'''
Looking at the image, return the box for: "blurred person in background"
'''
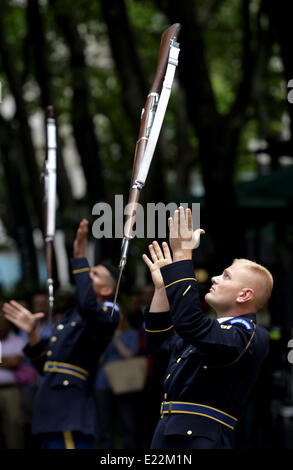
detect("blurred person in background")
[140,284,155,313]
[127,286,163,449]
[16,294,51,448]
[94,311,140,449]
[0,313,26,449]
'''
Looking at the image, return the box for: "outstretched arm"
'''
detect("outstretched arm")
[161,208,258,364]
[142,241,172,312]
[142,205,205,311]
[142,241,175,358]
[72,218,97,312]
[71,219,120,327]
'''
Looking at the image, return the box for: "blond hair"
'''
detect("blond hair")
[232,258,273,311]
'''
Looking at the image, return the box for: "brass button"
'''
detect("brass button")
[63,380,69,386]
[164,393,167,400]
[47,350,52,357]
[176,358,181,363]
[57,324,64,330]
[71,322,76,327]
[166,374,171,380]
[187,430,192,436]
[203,365,208,369]
[51,336,57,342]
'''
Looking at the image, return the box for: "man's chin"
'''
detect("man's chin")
[205,292,214,307]
[92,286,99,297]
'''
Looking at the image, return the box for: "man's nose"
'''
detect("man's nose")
[211,275,219,284]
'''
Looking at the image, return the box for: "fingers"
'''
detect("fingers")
[10,300,29,313]
[34,312,45,321]
[152,241,164,260]
[169,209,181,240]
[142,253,153,269]
[168,215,177,241]
[169,207,188,238]
[143,241,171,266]
[80,218,88,227]
[3,300,33,318]
[192,228,206,249]
[77,219,89,238]
[10,300,33,316]
[3,312,20,327]
[194,228,205,237]
[187,208,193,231]
[148,243,159,264]
[173,208,179,226]
[168,209,179,239]
[170,206,204,236]
[179,206,187,233]
[2,310,20,327]
[162,241,172,262]
[10,300,22,309]
[2,302,20,316]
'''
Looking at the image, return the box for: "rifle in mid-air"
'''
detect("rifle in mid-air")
[111,23,181,315]
[43,106,57,323]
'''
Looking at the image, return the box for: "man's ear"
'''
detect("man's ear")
[236,288,254,304]
[100,285,114,298]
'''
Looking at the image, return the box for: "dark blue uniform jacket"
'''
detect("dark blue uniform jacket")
[144,260,269,448]
[24,257,120,437]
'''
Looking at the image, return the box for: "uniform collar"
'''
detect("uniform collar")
[217,316,233,324]
[217,313,257,324]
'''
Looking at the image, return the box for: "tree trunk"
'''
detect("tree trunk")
[156,0,256,271]
[0,0,43,228]
[49,0,105,208]
[48,0,123,264]
[0,118,39,287]
[101,0,166,207]
[26,0,75,218]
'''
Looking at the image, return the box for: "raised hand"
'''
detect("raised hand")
[2,300,45,335]
[142,241,172,289]
[169,206,205,261]
[73,218,89,258]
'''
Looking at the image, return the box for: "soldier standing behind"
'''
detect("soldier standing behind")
[3,219,120,449]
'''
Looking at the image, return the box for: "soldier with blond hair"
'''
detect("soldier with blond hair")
[143,207,272,449]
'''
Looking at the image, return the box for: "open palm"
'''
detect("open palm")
[142,241,172,289]
[169,206,205,252]
[2,300,44,334]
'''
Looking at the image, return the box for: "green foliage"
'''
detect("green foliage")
[204,0,244,114]
[0,0,292,291]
